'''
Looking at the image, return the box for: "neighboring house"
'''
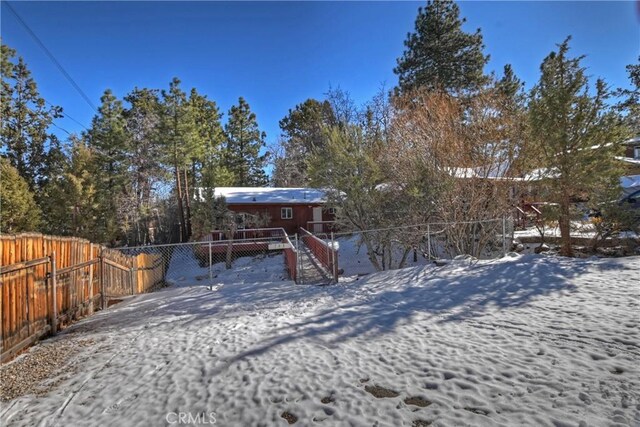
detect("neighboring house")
[618,137,640,175]
[212,187,336,235]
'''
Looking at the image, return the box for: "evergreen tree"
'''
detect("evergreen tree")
[161,78,192,241]
[394,0,489,94]
[0,157,42,233]
[615,57,640,136]
[123,87,166,244]
[273,98,335,186]
[41,136,98,238]
[188,89,233,189]
[223,97,268,186]
[87,89,129,243]
[496,64,526,109]
[528,37,626,256]
[0,42,62,192]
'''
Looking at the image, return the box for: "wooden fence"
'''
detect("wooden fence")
[0,233,167,362]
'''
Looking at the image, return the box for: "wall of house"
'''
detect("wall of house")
[625,145,635,158]
[226,203,334,235]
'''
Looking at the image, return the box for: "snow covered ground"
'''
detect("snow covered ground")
[1,253,639,427]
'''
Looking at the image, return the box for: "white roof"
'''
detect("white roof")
[616,156,640,165]
[212,187,327,204]
[621,175,640,195]
[621,175,640,188]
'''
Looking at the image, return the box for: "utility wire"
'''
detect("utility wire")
[51,123,72,136]
[4,1,98,113]
[45,100,91,132]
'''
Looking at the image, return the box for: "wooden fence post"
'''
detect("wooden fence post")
[100,247,106,310]
[50,251,57,335]
[88,243,94,315]
[130,267,136,295]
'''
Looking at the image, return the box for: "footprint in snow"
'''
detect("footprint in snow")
[365,385,400,398]
[281,411,298,424]
[463,407,490,416]
[102,393,139,414]
[404,396,432,407]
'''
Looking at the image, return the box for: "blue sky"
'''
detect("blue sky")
[1,1,638,149]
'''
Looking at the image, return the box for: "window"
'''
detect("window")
[236,213,247,229]
[634,146,640,160]
[327,207,336,215]
[281,207,293,219]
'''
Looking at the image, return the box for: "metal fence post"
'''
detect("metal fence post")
[50,251,57,335]
[502,216,507,256]
[427,224,431,260]
[331,232,338,283]
[208,241,213,283]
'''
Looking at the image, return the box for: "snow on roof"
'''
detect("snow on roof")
[620,175,640,197]
[616,156,640,165]
[212,187,327,204]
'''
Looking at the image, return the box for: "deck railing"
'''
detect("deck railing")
[299,227,338,282]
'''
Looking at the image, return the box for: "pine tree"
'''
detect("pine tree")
[223,97,268,186]
[0,42,62,192]
[0,157,42,233]
[123,87,165,244]
[87,89,129,243]
[188,89,233,189]
[394,0,489,94]
[41,136,98,238]
[529,37,625,256]
[273,98,335,186]
[615,57,640,136]
[161,78,200,241]
[496,64,525,108]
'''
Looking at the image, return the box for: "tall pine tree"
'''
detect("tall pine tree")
[223,97,268,186]
[529,37,625,256]
[394,0,489,94]
[87,89,129,243]
[0,42,62,193]
[273,98,335,186]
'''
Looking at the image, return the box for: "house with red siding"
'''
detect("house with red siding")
[212,187,336,235]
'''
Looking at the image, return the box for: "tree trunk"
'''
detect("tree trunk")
[558,196,573,256]
[183,168,192,240]
[175,164,185,243]
[361,233,382,271]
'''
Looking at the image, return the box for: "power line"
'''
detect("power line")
[51,123,72,136]
[4,1,98,113]
[45,100,91,132]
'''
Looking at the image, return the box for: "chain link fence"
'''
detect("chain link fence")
[321,217,514,278]
[113,219,514,287]
[115,229,299,287]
